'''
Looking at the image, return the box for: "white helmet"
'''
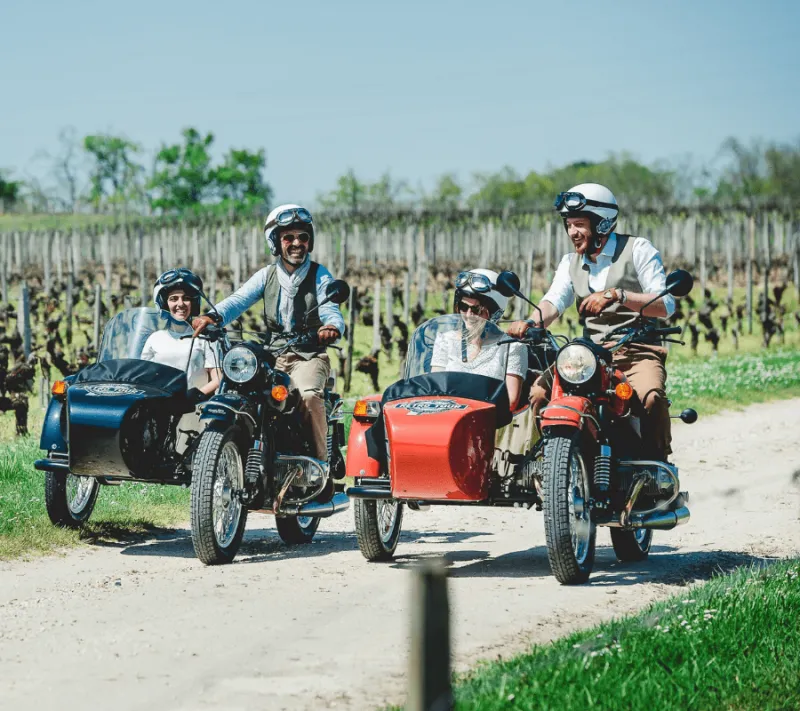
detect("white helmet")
[264,203,315,256]
[453,268,508,323]
[554,183,619,236]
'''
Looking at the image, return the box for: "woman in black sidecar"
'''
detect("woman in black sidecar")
[36,270,220,528]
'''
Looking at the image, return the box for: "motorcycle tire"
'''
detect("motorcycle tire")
[610,528,653,562]
[276,515,320,544]
[191,428,248,565]
[542,431,596,585]
[44,471,99,528]
[354,498,403,562]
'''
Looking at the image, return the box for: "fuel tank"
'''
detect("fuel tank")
[382,396,496,501]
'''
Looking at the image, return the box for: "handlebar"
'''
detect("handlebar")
[655,326,683,336]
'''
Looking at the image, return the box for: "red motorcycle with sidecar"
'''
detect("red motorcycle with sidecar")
[345,269,697,584]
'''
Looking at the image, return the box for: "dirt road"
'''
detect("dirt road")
[2,399,799,711]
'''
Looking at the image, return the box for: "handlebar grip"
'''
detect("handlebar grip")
[524,327,545,342]
[658,326,683,335]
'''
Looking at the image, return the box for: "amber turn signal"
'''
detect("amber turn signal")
[51,380,68,397]
[353,399,381,421]
[271,385,289,402]
[615,382,633,400]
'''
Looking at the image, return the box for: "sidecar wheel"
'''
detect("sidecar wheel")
[354,498,403,562]
[276,515,320,544]
[610,528,652,562]
[542,432,596,585]
[44,471,99,528]
[191,429,247,565]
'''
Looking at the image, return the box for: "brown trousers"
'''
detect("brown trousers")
[275,352,331,461]
[530,344,672,458]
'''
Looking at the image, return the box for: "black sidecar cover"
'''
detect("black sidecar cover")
[67,359,189,478]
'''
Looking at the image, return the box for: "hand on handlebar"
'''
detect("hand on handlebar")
[317,326,340,345]
[192,315,216,338]
[507,320,541,339]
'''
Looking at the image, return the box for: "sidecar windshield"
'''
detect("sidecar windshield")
[97,308,193,361]
[405,314,510,380]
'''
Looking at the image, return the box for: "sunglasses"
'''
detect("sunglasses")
[280,232,311,244]
[457,301,484,315]
[267,207,313,230]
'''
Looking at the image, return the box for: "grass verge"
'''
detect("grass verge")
[0,436,188,559]
[451,560,800,711]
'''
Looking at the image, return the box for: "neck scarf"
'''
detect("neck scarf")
[277,256,312,332]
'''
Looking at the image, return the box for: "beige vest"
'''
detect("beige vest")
[568,234,646,344]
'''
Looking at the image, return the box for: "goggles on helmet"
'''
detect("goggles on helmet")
[266,207,313,230]
[455,271,493,294]
[554,192,618,213]
[157,268,198,288]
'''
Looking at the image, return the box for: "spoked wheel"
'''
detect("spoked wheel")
[44,472,100,528]
[354,498,404,562]
[610,527,653,562]
[191,429,248,565]
[276,514,320,544]
[543,431,596,584]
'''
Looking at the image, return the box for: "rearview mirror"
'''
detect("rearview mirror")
[665,270,693,298]
[495,271,521,298]
[325,279,351,304]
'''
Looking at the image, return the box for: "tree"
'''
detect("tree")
[83,133,143,214]
[423,173,463,210]
[317,170,412,211]
[53,127,85,212]
[0,170,22,213]
[213,147,272,214]
[148,128,215,214]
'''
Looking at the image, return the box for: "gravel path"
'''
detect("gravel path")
[1,398,799,710]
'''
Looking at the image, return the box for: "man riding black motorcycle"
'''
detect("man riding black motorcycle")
[192,204,345,470]
[507,183,676,460]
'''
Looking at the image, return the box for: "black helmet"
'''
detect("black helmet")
[153,268,204,317]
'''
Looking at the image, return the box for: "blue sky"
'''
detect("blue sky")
[2,0,799,205]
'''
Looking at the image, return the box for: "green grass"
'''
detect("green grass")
[450,560,800,710]
[0,436,188,559]
[668,347,800,415]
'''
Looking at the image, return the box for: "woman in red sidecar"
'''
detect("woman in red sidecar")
[346,269,544,563]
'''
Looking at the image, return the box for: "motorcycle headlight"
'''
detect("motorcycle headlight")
[556,344,597,385]
[223,346,259,383]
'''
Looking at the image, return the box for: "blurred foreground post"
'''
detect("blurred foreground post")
[408,559,452,711]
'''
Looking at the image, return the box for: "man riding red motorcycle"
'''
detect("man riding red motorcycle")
[507,182,676,461]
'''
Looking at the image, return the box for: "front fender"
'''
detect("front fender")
[541,395,599,438]
[199,393,257,437]
[40,397,67,454]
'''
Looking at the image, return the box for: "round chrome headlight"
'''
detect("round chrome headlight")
[223,346,259,383]
[556,344,597,385]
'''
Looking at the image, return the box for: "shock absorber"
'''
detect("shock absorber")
[245,439,265,485]
[593,444,612,493]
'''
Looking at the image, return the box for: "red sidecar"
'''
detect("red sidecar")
[346,314,542,561]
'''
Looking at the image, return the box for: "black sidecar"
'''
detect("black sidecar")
[35,307,204,527]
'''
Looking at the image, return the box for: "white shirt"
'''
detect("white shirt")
[430,331,527,381]
[542,233,676,318]
[141,330,220,390]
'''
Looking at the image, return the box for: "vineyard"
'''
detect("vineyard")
[0,207,798,437]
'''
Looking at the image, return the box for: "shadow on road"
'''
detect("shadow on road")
[588,546,776,587]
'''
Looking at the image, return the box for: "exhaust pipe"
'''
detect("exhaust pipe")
[633,505,690,530]
[295,492,350,518]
